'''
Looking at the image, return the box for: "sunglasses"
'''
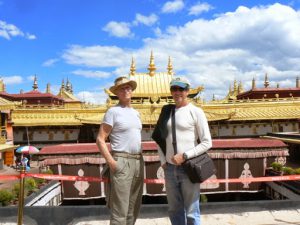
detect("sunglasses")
[170,86,187,92]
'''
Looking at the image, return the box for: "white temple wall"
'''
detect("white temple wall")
[211,121,298,138]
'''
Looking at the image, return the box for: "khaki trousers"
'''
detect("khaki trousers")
[108,155,144,225]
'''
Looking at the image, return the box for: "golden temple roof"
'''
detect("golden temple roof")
[0,96,18,110]
[105,53,204,100]
[7,55,300,127]
[105,72,202,99]
[203,98,300,121]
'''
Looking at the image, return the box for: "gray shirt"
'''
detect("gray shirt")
[102,105,142,154]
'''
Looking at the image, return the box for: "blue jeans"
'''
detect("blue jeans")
[165,163,200,225]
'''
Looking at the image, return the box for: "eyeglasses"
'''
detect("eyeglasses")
[119,85,132,92]
[170,87,187,92]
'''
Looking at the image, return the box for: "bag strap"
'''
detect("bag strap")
[171,107,178,154]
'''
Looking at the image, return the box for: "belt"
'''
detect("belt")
[112,151,142,159]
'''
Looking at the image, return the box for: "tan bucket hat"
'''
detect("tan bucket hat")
[109,76,137,95]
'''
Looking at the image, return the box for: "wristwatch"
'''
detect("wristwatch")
[183,152,188,160]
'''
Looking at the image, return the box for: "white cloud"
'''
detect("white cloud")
[42,58,59,67]
[189,2,213,16]
[71,69,111,79]
[162,0,184,13]
[76,90,108,105]
[27,75,35,81]
[0,20,36,40]
[62,3,300,101]
[144,3,300,99]
[133,13,158,26]
[26,33,36,40]
[102,21,132,38]
[2,76,23,85]
[62,45,132,67]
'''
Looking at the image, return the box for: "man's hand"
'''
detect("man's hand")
[108,159,117,173]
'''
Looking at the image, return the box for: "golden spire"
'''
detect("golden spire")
[61,79,65,91]
[148,51,156,76]
[167,56,173,75]
[66,78,71,92]
[252,77,256,89]
[0,79,4,92]
[233,79,238,92]
[32,75,38,91]
[130,57,136,76]
[238,81,244,93]
[264,73,269,88]
[46,83,51,93]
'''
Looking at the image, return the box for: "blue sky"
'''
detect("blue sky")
[1,0,300,104]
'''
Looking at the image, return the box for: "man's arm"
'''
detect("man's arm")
[96,123,117,172]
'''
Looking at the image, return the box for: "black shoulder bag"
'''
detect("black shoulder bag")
[171,107,216,183]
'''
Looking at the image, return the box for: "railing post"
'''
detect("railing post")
[17,165,26,225]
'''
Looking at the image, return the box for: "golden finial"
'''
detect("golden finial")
[238,81,244,93]
[167,56,173,75]
[264,73,269,88]
[233,79,238,92]
[0,79,4,92]
[46,83,51,93]
[148,51,156,76]
[61,79,65,90]
[66,78,71,92]
[32,75,38,91]
[130,57,136,76]
[252,77,256,89]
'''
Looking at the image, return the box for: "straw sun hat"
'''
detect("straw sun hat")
[109,76,137,95]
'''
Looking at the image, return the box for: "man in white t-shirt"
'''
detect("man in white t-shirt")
[152,76,212,225]
[96,76,144,225]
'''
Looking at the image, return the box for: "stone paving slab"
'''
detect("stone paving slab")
[72,210,300,225]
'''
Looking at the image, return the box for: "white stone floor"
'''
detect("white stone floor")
[71,209,300,225]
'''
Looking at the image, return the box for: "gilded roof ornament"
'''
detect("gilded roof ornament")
[32,75,38,91]
[130,57,136,76]
[66,78,71,92]
[212,94,215,101]
[167,56,173,75]
[61,79,65,91]
[0,79,5,92]
[264,73,269,88]
[238,81,244,94]
[148,51,156,76]
[233,79,238,92]
[46,83,51,93]
[252,77,256,89]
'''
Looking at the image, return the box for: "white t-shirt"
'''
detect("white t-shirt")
[158,103,212,165]
[102,105,142,154]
